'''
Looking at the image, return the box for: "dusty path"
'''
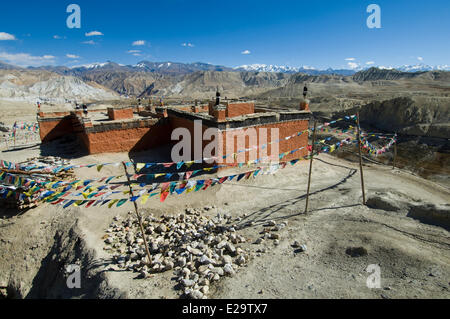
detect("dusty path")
[0,150,449,299]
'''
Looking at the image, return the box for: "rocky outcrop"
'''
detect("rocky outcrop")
[359,97,450,139]
[353,67,423,82]
[0,70,118,104]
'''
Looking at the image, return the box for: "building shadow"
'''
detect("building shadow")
[39,134,89,159]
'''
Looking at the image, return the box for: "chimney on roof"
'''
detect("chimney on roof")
[215,87,221,106]
[300,84,310,111]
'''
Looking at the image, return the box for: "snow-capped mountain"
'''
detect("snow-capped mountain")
[71,62,126,70]
[234,64,307,73]
[235,63,450,75]
[73,62,108,69]
[397,64,450,72]
[131,61,233,74]
[234,64,356,76]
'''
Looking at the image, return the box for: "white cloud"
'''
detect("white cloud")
[127,50,142,56]
[132,40,146,46]
[417,56,424,61]
[82,40,96,45]
[0,51,56,67]
[182,43,195,47]
[345,58,356,61]
[85,31,103,37]
[347,62,360,69]
[53,35,61,39]
[0,32,16,41]
[66,54,80,59]
[241,50,251,55]
[366,61,375,65]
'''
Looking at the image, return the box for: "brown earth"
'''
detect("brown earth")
[0,143,449,299]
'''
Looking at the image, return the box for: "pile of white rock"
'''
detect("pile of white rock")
[103,207,249,299]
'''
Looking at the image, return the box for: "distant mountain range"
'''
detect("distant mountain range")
[234,64,357,76]
[235,63,450,74]
[2,59,448,76]
[1,58,449,103]
[396,64,450,72]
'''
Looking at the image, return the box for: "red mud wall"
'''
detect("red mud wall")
[169,114,309,164]
[107,108,134,120]
[39,117,75,143]
[169,116,213,160]
[226,102,255,118]
[220,120,309,164]
[81,122,171,154]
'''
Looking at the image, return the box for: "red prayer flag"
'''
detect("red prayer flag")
[160,191,169,202]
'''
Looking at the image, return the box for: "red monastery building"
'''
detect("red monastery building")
[37,93,312,165]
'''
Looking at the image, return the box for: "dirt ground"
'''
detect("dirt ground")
[0,140,449,299]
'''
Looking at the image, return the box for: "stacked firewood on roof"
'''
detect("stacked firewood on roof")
[0,156,75,211]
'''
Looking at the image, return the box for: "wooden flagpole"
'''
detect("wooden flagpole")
[304,120,317,213]
[122,162,152,266]
[393,135,397,169]
[356,112,366,205]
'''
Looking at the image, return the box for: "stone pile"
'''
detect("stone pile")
[103,207,250,299]
[0,122,9,133]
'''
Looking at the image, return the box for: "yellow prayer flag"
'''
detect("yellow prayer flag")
[186,186,195,194]
[141,194,150,205]
[108,199,119,208]
[73,200,83,207]
[185,161,194,168]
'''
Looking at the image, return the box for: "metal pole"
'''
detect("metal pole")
[393,136,397,169]
[122,162,152,266]
[356,112,366,205]
[305,120,317,213]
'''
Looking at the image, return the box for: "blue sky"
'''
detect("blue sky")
[0,0,449,69]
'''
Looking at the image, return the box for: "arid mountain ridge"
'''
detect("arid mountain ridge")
[1,60,449,140]
[0,59,448,99]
